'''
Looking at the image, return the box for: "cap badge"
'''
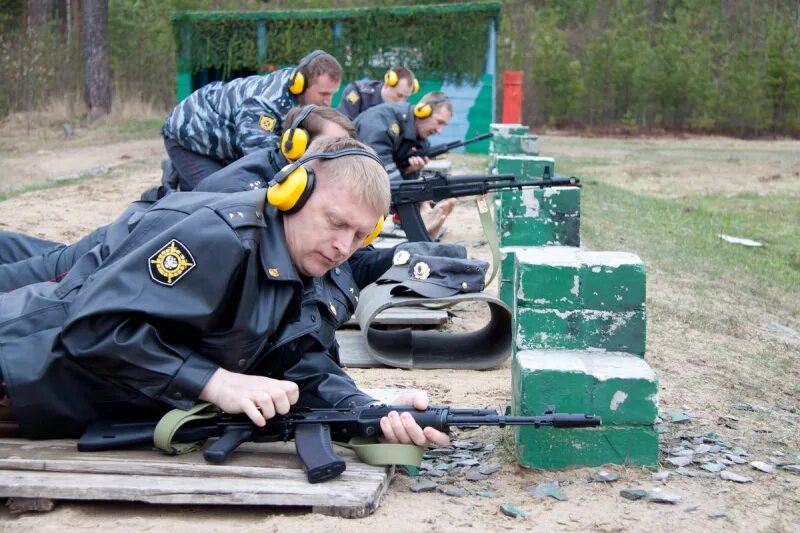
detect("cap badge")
[412,261,431,280]
[393,250,411,265]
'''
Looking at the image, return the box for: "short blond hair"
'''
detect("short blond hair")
[307,137,390,216]
[420,91,453,114]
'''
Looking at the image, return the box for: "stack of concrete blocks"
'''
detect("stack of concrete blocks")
[488,123,660,469]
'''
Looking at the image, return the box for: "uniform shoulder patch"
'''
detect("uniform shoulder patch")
[259,114,276,132]
[389,121,400,137]
[346,90,360,104]
[148,239,196,286]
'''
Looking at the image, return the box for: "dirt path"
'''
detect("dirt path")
[0,135,798,532]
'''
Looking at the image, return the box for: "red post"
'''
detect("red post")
[501,71,524,124]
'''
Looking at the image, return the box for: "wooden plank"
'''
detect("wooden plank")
[342,307,449,327]
[335,331,385,368]
[0,437,392,518]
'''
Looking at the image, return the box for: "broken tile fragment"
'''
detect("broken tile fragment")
[620,489,647,501]
[590,470,620,483]
[409,480,438,493]
[500,503,528,518]
[720,471,753,483]
[750,461,776,473]
[528,481,568,501]
[647,488,680,504]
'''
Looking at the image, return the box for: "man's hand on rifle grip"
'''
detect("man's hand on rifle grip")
[199,368,300,427]
[379,391,450,447]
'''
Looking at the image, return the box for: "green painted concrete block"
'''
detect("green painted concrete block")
[493,155,554,180]
[511,349,658,426]
[490,134,540,156]
[514,308,647,355]
[490,123,529,136]
[514,425,659,468]
[510,349,660,468]
[515,249,645,312]
[498,246,529,308]
[495,187,581,247]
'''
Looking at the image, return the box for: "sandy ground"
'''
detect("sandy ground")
[0,135,798,532]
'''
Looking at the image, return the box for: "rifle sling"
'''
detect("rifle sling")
[476,195,501,286]
[337,437,423,468]
[154,401,220,455]
[154,403,424,468]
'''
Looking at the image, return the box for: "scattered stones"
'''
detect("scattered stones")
[478,463,502,476]
[684,505,699,512]
[652,472,670,482]
[675,467,714,478]
[725,454,747,464]
[671,412,692,423]
[409,480,438,493]
[750,461,776,473]
[528,481,568,501]
[731,447,748,457]
[708,510,727,519]
[437,486,468,497]
[646,488,680,504]
[781,465,800,473]
[476,491,496,498]
[500,503,528,519]
[424,469,446,478]
[620,489,647,501]
[465,471,488,482]
[667,456,693,467]
[590,470,620,483]
[720,471,753,483]
[733,402,770,413]
[700,462,726,473]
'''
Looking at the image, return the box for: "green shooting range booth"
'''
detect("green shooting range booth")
[170,2,501,153]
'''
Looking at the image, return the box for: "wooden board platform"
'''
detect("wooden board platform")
[336,330,383,368]
[0,437,393,518]
[343,307,448,327]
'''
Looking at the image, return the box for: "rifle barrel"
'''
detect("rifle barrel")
[447,414,601,428]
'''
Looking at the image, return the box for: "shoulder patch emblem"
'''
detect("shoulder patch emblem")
[389,121,400,137]
[259,115,276,132]
[346,90,360,104]
[149,239,196,286]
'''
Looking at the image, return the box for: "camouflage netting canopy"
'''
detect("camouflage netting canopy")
[172,2,502,84]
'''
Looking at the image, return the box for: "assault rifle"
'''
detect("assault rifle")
[78,404,601,483]
[392,170,581,241]
[401,132,493,169]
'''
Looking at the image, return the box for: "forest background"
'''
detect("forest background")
[1,0,799,138]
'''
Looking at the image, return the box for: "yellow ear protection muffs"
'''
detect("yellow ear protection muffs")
[288,49,325,96]
[267,148,386,246]
[384,68,420,94]
[413,96,450,119]
[280,104,317,161]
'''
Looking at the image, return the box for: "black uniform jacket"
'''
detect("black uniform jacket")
[336,80,385,120]
[0,190,374,438]
[354,102,430,183]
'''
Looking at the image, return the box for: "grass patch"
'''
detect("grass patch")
[0,177,86,202]
[577,178,800,295]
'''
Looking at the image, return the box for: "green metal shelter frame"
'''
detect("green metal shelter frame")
[170,2,501,153]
